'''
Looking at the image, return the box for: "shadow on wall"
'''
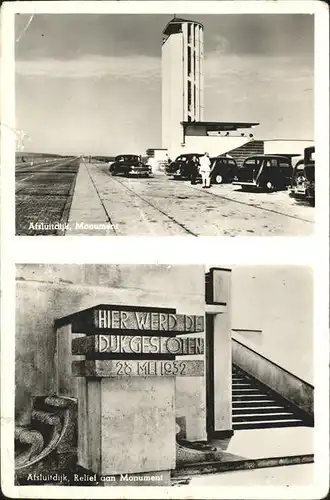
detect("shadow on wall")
[15,264,206,441]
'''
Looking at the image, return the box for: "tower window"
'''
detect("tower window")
[188,80,192,110]
[194,84,196,112]
[187,46,191,75]
[188,23,194,44]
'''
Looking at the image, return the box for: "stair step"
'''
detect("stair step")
[232,406,286,414]
[231,364,307,429]
[233,400,277,406]
[232,388,260,393]
[233,412,295,422]
[232,382,256,390]
[232,394,273,400]
[233,419,305,430]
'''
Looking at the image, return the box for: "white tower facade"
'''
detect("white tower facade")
[162,18,204,158]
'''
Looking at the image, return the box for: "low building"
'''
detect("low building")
[264,139,314,164]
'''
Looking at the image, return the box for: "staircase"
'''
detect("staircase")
[232,365,308,430]
[227,140,264,167]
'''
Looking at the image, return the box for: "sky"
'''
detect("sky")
[15,14,314,155]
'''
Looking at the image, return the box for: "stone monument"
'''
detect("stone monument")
[55,304,204,480]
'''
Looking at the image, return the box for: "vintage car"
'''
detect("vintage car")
[289,146,315,206]
[165,154,237,184]
[232,154,293,191]
[165,153,203,179]
[109,154,151,177]
[210,156,238,184]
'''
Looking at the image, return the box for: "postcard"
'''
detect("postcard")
[0,1,329,499]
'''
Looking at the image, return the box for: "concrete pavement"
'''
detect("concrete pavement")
[173,426,313,485]
[215,426,314,459]
[66,162,116,235]
[65,162,314,236]
[189,463,314,486]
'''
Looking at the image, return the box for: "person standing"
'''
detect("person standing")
[190,155,200,185]
[147,156,157,173]
[199,152,212,188]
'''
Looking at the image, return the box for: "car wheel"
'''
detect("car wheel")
[214,174,223,184]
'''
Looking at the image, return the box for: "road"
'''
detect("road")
[16,157,80,235]
[70,163,314,236]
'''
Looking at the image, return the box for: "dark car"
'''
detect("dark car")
[289,146,315,206]
[210,156,238,184]
[232,155,293,191]
[109,154,151,177]
[165,153,203,179]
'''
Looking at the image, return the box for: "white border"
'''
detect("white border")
[1,1,329,499]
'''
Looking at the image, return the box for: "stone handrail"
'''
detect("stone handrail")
[232,338,314,418]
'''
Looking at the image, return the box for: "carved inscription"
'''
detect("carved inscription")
[72,359,204,378]
[72,335,204,355]
[115,360,187,376]
[93,310,204,333]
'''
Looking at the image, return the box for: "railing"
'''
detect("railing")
[232,338,314,417]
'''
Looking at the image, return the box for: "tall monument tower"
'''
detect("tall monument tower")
[161,17,204,157]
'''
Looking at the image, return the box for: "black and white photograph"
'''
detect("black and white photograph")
[13,264,315,488]
[1,1,329,499]
[13,10,316,236]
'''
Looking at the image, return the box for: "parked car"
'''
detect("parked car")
[232,155,293,191]
[289,146,315,206]
[210,156,238,184]
[165,153,237,184]
[165,153,203,179]
[109,155,151,177]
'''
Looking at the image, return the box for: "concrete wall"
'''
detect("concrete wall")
[162,33,184,157]
[15,264,206,441]
[264,140,314,164]
[179,135,250,158]
[194,23,203,121]
[231,266,313,384]
[153,149,168,162]
[162,22,204,158]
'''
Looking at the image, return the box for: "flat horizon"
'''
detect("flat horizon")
[16,13,314,156]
